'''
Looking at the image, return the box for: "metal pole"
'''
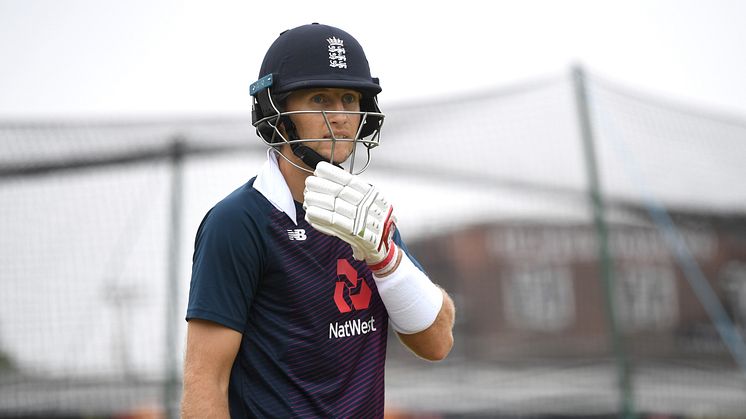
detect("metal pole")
[572,65,635,418]
[164,137,185,419]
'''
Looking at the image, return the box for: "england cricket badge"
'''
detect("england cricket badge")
[327,36,347,69]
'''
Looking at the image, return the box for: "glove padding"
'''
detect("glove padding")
[303,162,397,267]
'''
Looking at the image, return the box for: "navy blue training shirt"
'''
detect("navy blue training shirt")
[186,153,423,418]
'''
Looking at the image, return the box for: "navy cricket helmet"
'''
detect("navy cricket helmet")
[250,23,384,174]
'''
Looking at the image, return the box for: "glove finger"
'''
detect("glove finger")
[314,161,353,186]
[332,214,356,235]
[305,206,334,226]
[334,198,358,220]
[338,185,365,206]
[304,191,335,211]
[306,206,355,234]
[347,176,372,195]
[305,175,344,196]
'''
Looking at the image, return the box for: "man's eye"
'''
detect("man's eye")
[342,94,358,104]
[311,95,326,104]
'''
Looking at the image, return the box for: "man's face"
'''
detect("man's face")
[283,87,363,165]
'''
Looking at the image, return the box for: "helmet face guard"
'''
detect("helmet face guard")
[252,80,384,174]
[250,23,385,174]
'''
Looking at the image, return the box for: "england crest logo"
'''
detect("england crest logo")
[327,36,347,69]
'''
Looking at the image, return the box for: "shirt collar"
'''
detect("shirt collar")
[254,149,298,225]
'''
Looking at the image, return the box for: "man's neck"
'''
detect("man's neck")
[277,153,311,204]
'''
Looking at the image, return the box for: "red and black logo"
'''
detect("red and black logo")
[334,259,371,313]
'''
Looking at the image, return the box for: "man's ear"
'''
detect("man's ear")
[278,113,300,141]
[277,120,288,137]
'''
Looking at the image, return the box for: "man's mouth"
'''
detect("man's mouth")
[324,135,352,140]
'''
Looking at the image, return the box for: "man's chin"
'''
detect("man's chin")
[322,151,353,165]
[330,156,351,166]
[295,153,350,171]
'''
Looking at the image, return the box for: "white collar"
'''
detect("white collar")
[254,149,298,225]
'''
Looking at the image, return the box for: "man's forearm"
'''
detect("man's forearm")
[181,384,231,419]
[397,289,456,361]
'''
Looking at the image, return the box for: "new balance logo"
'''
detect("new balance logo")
[287,229,307,241]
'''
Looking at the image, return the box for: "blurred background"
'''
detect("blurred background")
[2,1,746,418]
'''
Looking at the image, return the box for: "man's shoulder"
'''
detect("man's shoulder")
[215,177,263,208]
[203,177,272,228]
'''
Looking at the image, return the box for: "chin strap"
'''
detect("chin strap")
[281,115,344,171]
[291,143,339,170]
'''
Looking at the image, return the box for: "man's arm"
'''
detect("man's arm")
[397,288,455,361]
[181,319,242,419]
[303,162,457,361]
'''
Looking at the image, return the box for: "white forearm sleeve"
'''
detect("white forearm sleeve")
[373,251,443,334]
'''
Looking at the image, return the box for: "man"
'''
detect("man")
[182,23,455,418]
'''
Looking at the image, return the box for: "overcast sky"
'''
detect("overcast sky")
[1,0,745,119]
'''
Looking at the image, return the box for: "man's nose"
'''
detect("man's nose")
[329,98,348,112]
[326,100,349,122]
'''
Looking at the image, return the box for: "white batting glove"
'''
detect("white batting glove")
[303,162,400,275]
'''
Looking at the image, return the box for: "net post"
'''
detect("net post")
[164,136,186,419]
[572,65,635,418]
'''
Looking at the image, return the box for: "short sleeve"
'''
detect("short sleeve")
[392,229,426,274]
[186,202,265,333]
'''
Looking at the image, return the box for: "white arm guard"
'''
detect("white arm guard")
[374,251,444,334]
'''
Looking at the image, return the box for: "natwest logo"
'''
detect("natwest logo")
[334,259,371,313]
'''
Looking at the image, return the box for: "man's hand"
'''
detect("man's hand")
[305,163,448,339]
[303,162,398,272]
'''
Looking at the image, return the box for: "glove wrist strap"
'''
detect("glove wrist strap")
[368,242,399,275]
